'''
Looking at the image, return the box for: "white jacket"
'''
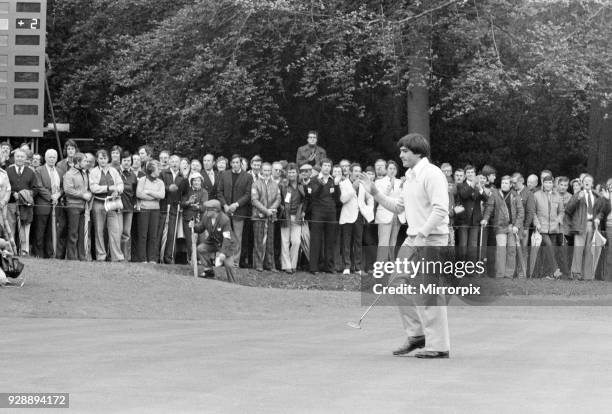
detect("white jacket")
[374,176,403,224]
[339,178,374,224]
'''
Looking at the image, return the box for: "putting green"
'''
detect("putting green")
[1,259,611,413]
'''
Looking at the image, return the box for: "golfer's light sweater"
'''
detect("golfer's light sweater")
[372,157,449,237]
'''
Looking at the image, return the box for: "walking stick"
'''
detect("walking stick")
[15,201,21,256]
[478,224,484,262]
[159,204,170,263]
[170,205,181,264]
[191,212,200,279]
[51,204,57,258]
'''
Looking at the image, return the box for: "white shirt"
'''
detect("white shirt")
[46,164,61,194]
[375,157,449,237]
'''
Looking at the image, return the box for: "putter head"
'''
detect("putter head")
[347,321,362,329]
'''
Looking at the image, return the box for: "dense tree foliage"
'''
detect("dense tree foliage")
[46,0,611,179]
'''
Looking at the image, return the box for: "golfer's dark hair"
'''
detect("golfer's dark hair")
[121,150,132,162]
[286,162,298,172]
[95,149,108,159]
[396,133,430,158]
[63,139,79,156]
[72,152,85,166]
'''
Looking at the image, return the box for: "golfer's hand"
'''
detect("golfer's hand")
[357,173,373,194]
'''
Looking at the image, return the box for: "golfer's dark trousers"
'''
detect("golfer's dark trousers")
[65,206,86,261]
[137,208,160,262]
[341,215,364,270]
[310,208,336,272]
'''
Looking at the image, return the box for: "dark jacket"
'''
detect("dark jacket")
[181,187,208,221]
[565,191,599,234]
[308,176,339,213]
[201,169,218,200]
[296,144,327,168]
[217,169,253,219]
[594,197,611,233]
[483,189,524,234]
[193,212,237,257]
[160,169,185,211]
[454,182,487,226]
[517,186,536,229]
[7,164,36,203]
[280,182,306,226]
[117,167,137,213]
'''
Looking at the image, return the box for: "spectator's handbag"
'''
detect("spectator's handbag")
[104,196,124,212]
[1,253,24,278]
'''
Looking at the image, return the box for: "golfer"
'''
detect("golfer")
[359,133,450,359]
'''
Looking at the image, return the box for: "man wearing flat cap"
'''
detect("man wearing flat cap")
[191,199,237,282]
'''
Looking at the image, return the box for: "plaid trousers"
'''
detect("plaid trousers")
[253,217,275,269]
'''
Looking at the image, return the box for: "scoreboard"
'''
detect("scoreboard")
[0,0,46,137]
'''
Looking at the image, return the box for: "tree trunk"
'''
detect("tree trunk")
[587,98,612,184]
[406,27,430,140]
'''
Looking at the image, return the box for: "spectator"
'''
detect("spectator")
[527,174,539,192]
[6,149,36,255]
[33,149,64,258]
[158,154,185,264]
[89,149,125,262]
[566,174,598,280]
[594,179,612,281]
[57,139,79,177]
[217,154,253,267]
[308,158,339,274]
[339,159,351,178]
[481,175,524,278]
[374,159,387,180]
[532,175,565,279]
[62,152,91,260]
[181,172,208,262]
[159,150,170,171]
[251,163,281,272]
[296,130,327,168]
[297,163,313,263]
[375,160,402,263]
[216,156,228,173]
[279,163,305,274]
[455,164,487,262]
[201,154,218,200]
[118,151,137,261]
[31,153,42,169]
[110,145,122,170]
[131,154,144,177]
[339,163,374,275]
[138,145,153,165]
[511,173,535,278]
[441,163,453,183]
[179,157,190,178]
[136,161,165,263]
